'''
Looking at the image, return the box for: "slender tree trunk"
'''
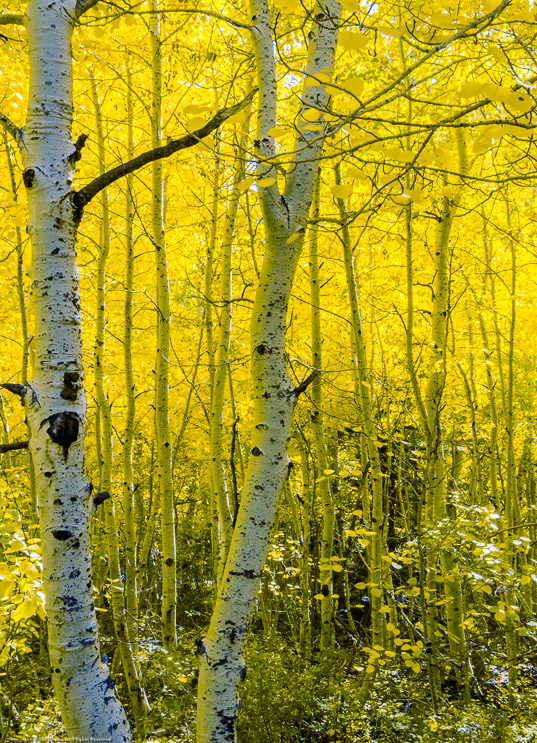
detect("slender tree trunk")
[150,1,176,649]
[90,75,150,729]
[4,126,37,508]
[209,104,251,584]
[309,177,335,650]
[123,62,138,632]
[334,165,384,652]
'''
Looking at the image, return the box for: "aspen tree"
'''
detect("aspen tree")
[502,203,519,709]
[0,0,253,731]
[403,190,440,707]
[205,154,221,583]
[422,133,468,693]
[196,0,341,738]
[150,1,176,649]
[333,165,385,672]
[90,75,149,727]
[0,2,132,739]
[309,177,335,649]
[3,127,37,508]
[123,63,138,629]
[209,105,252,584]
[294,418,313,658]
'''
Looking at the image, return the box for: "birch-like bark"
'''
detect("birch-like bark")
[19,0,131,738]
[3,127,37,509]
[123,62,138,630]
[422,134,467,689]
[196,1,340,739]
[204,153,220,584]
[209,105,251,585]
[150,1,176,649]
[309,177,335,649]
[90,75,150,728]
[334,165,384,653]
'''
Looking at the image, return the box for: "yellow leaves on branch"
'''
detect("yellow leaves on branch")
[460,80,534,113]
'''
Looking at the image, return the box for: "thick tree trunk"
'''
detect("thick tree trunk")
[20,0,131,739]
[196,1,340,739]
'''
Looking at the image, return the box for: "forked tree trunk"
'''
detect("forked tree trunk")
[196,0,340,739]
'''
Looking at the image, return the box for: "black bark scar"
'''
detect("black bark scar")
[41,412,80,460]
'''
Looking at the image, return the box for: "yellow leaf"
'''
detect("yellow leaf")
[257,178,277,188]
[460,81,485,98]
[302,108,320,122]
[338,30,368,50]
[406,188,426,203]
[238,176,255,193]
[346,166,368,181]
[331,564,343,572]
[268,127,287,137]
[178,676,188,683]
[186,116,207,132]
[286,232,302,245]
[184,104,212,116]
[314,594,325,600]
[489,46,509,64]
[521,575,532,585]
[331,184,353,199]
[365,664,376,673]
[338,0,360,10]
[378,25,401,38]
[305,72,331,86]
[384,146,414,163]
[13,597,38,622]
[302,124,324,131]
[379,605,391,613]
[355,582,367,590]
[0,581,15,598]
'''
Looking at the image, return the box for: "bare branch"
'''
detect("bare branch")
[135,7,253,30]
[73,87,257,213]
[294,370,319,397]
[0,13,25,25]
[0,114,24,149]
[0,440,28,454]
[93,491,110,507]
[75,0,100,18]
[1,383,26,401]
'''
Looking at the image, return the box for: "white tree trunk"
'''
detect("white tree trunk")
[196,1,340,739]
[19,0,131,739]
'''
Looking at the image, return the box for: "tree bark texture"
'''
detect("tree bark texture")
[21,0,131,739]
